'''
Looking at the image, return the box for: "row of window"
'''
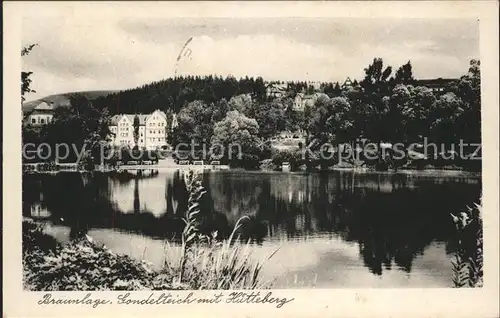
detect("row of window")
[148,130,165,134]
[118,138,165,144]
[149,122,165,127]
[116,131,165,137]
[115,125,166,130]
[31,117,52,124]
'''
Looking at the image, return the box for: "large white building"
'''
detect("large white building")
[109,110,174,150]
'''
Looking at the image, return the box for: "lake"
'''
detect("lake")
[23,169,481,288]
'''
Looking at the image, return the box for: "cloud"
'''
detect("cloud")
[22,17,479,101]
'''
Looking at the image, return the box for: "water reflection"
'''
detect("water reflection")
[22,170,481,277]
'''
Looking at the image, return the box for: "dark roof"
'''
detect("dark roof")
[29,109,54,116]
[110,111,168,126]
[415,78,459,86]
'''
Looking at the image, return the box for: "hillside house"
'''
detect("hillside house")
[341,77,354,90]
[414,78,458,94]
[266,83,288,99]
[25,101,55,126]
[293,93,321,111]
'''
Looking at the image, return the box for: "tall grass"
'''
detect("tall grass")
[162,169,278,290]
[450,202,483,288]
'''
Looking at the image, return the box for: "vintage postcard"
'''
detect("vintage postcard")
[3,1,499,317]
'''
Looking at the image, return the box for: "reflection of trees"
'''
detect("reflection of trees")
[23,170,481,275]
[133,177,140,215]
[207,171,480,275]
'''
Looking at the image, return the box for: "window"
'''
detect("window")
[41,118,45,124]
[32,118,36,124]
[140,132,143,136]
[140,139,143,143]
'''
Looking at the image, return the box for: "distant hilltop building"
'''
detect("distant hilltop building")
[341,77,354,90]
[266,83,287,99]
[25,101,55,126]
[109,110,174,150]
[414,78,458,94]
[306,81,322,91]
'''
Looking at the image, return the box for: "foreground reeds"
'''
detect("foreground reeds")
[22,169,277,291]
[164,169,279,289]
[450,201,483,288]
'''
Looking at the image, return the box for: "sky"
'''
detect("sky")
[22,17,479,101]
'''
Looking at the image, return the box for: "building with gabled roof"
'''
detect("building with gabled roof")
[25,101,55,126]
[109,110,170,150]
[341,77,354,89]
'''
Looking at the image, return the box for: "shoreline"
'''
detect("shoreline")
[23,165,482,177]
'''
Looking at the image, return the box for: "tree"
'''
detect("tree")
[210,110,263,169]
[211,98,229,123]
[306,95,353,145]
[43,95,112,167]
[454,59,481,145]
[133,115,140,149]
[385,84,412,144]
[392,61,415,86]
[228,94,254,115]
[333,82,342,96]
[248,100,286,140]
[170,100,215,149]
[406,85,436,143]
[21,44,38,103]
[429,92,466,147]
[359,58,393,145]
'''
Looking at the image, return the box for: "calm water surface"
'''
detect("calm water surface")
[23,169,481,288]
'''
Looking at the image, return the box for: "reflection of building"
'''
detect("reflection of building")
[109,110,169,150]
[25,101,54,126]
[30,203,51,218]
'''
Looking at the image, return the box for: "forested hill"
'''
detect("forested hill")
[22,75,318,116]
[92,75,270,115]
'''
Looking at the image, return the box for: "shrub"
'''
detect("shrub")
[271,149,303,171]
[22,219,178,291]
[450,202,483,288]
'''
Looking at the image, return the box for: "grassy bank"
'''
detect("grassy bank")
[23,218,274,291]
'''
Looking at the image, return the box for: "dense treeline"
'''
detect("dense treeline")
[91,75,357,115]
[23,57,481,171]
[165,59,481,170]
[302,59,481,171]
[93,75,268,114]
